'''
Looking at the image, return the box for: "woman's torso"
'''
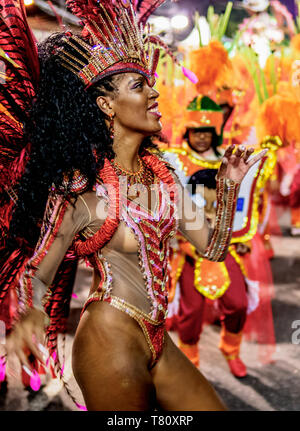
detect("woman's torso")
[78,175,178,322]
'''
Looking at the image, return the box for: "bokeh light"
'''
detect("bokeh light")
[171,15,189,31]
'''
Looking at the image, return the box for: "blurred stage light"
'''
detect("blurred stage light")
[24,0,34,6]
[150,16,170,30]
[171,15,189,31]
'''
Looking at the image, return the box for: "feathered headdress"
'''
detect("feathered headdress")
[57,0,168,87]
[189,40,232,96]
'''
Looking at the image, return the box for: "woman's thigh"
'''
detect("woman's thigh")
[151,332,227,411]
[72,301,156,411]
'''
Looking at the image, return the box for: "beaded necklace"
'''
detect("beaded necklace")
[111,155,155,201]
[111,156,154,189]
[111,156,143,179]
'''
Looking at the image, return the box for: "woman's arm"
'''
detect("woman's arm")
[6,191,92,367]
[20,193,91,312]
[176,145,268,261]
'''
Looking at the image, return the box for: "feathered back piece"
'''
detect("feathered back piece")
[0,0,39,167]
[0,0,39,328]
[255,94,300,146]
[0,0,39,241]
[58,0,167,87]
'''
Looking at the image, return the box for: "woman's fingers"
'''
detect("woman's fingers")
[34,325,46,349]
[217,157,228,178]
[243,148,254,162]
[23,329,45,364]
[219,145,247,177]
[226,145,248,169]
[233,145,245,159]
[5,308,49,380]
[229,145,267,169]
[217,145,268,183]
[6,325,45,367]
[230,145,252,166]
[6,333,32,369]
[16,348,32,369]
[246,149,268,167]
[223,144,235,159]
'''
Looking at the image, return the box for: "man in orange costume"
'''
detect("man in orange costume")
[164,96,249,377]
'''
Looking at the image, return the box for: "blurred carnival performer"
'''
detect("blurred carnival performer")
[255,92,300,237]
[164,97,248,377]
[164,95,276,376]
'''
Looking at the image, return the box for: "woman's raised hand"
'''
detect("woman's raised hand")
[5,308,47,369]
[217,144,268,184]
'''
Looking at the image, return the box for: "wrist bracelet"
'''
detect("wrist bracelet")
[203,177,240,262]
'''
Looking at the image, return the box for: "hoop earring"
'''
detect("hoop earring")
[108,113,115,140]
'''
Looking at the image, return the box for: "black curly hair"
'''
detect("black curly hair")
[8,32,159,252]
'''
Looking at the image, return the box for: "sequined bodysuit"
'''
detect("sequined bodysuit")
[20,154,239,368]
[80,178,178,366]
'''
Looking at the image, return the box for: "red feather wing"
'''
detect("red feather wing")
[0,0,39,164]
[0,0,39,310]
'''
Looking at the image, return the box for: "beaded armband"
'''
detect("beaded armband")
[203,177,240,262]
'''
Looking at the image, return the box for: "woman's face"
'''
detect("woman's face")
[188,129,213,153]
[100,72,162,136]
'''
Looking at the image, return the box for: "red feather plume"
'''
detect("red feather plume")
[0,0,39,324]
[0,0,39,183]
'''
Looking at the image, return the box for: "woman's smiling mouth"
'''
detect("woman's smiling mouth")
[148,102,162,118]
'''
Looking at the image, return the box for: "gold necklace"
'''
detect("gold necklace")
[111,156,155,198]
[112,156,143,178]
